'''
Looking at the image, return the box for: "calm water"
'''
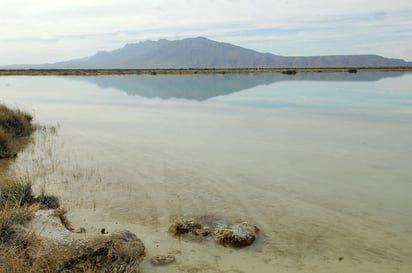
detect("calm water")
[1,73,412,272]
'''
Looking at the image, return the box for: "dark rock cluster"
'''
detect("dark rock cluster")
[169,218,259,247]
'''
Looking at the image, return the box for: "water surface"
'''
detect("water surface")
[1,72,412,272]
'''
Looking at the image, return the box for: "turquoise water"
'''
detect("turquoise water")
[3,72,411,119]
[1,72,412,273]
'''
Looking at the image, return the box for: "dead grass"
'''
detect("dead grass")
[0,176,39,273]
[0,105,33,159]
[0,104,48,272]
[0,105,33,137]
[0,129,13,158]
[0,177,34,207]
[0,176,36,245]
[0,235,37,273]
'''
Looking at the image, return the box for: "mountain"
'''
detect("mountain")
[3,37,412,68]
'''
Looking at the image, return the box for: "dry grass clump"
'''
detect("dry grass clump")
[0,105,33,137]
[0,177,36,245]
[0,232,41,273]
[0,177,39,273]
[0,177,34,208]
[0,105,33,159]
[0,205,34,244]
[0,178,60,236]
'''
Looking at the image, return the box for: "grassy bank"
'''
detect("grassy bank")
[0,67,411,76]
[0,104,36,272]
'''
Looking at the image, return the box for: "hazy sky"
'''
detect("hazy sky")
[1,0,412,65]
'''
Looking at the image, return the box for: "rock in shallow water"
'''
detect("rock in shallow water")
[214,222,259,247]
[169,218,259,247]
[27,209,145,272]
[64,230,145,270]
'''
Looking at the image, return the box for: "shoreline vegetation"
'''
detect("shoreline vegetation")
[0,67,411,76]
[0,105,33,159]
[0,104,145,273]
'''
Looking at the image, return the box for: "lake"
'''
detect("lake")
[1,72,412,272]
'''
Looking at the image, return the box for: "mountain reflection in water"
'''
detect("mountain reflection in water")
[76,72,405,101]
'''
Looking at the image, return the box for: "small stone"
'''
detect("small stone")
[150,254,176,265]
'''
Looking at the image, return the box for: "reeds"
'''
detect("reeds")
[0,104,43,272]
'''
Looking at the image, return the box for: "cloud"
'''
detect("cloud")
[1,0,412,64]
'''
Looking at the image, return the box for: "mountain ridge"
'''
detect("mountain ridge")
[2,37,411,69]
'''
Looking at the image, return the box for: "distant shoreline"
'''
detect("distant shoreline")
[0,67,411,76]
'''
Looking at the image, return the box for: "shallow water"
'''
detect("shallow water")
[1,72,412,272]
